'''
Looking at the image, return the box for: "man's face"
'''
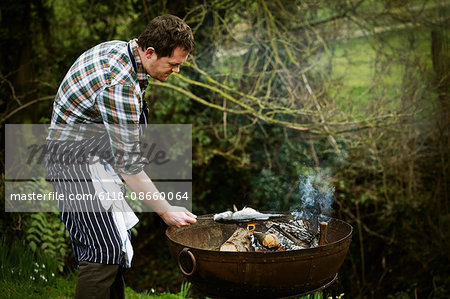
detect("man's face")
[143,46,189,81]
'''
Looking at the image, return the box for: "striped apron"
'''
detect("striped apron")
[46,42,149,268]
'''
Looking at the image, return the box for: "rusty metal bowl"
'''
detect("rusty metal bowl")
[166,214,352,298]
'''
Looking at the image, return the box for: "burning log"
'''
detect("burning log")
[217,218,322,252]
[269,225,309,248]
[319,222,328,246]
[277,220,316,242]
[219,228,252,252]
[253,232,280,248]
[265,220,318,249]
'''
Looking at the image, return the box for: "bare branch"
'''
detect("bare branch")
[2,96,54,123]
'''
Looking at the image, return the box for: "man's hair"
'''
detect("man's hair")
[137,14,194,58]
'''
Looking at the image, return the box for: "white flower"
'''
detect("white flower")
[42,264,46,269]
[51,273,55,277]
[34,269,39,273]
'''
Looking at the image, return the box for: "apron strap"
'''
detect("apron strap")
[127,42,149,125]
[127,42,139,74]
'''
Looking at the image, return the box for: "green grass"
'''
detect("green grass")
[328,28,433,118]
[0,274,342,299]
[0,273,195,299]
[1,239,60,286]
[0,238,194,299]
[0,239,342,298]
[0,263,344,299]
[1,274,75,299]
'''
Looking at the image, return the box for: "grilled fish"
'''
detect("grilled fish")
[213,207,285,223]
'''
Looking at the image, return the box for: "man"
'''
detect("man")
[45,14,197,298]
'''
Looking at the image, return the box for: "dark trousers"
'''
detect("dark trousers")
[75,261,126,299]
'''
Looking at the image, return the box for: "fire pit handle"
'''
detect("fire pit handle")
[178,247,197,276]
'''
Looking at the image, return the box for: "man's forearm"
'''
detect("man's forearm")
[119,170,171,216]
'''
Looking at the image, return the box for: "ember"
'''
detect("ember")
[212,206,331,252]
[218,218,328,252]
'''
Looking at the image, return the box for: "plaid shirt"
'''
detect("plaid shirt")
[48,39,149,174]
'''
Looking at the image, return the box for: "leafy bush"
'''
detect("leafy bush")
[25,213,70,273]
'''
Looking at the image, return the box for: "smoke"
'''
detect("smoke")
[292,168,335,229]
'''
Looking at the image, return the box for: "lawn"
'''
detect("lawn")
[0,273,340,299]
[0,238,343,298]
[0,272,194,299]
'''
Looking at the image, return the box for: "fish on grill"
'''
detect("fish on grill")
[213,206,285,223]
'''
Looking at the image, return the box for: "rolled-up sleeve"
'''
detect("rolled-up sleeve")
[96,84,145,174]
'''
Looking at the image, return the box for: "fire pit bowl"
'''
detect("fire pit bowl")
[166,214,352,298]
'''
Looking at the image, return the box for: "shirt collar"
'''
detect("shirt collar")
[130,39,149,83]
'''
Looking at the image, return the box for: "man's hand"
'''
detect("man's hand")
[120,171,197,227]
[159,207,197,228]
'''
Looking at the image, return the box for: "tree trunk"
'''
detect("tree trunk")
[431,27,450,208]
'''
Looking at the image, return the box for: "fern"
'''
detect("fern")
[25,213,69,272]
